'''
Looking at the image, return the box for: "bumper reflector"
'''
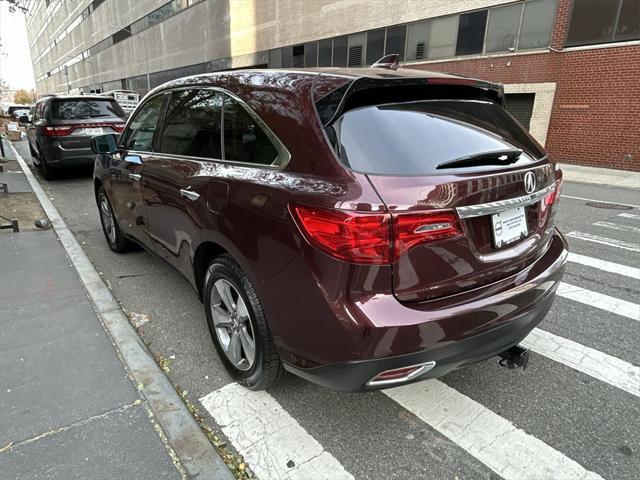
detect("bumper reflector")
[367,361,436,387]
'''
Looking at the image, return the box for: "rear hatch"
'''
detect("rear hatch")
[49,98,126,147]
[319,75,561,302]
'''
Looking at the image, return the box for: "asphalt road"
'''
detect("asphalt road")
[14,139,639,480]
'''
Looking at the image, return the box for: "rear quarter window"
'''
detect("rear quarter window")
[51,99,124,120]
[332,100,546,175]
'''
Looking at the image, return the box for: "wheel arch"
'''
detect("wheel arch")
[193,241,229,300]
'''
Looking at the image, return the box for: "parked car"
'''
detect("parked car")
[12,106,32,121]
[25,95,126,179]
[91,67,567,391]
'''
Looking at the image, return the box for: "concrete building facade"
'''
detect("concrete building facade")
[25,0,640,171]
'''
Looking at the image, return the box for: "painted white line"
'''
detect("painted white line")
[566,231,640,252]
[561,195,640,209]
[385,380,603,480]
[618,212,640,221]
[568,252,640,279]
[200,384,354,480]
[557,282,640,321]
[593,221,640,234]
[523,328,639,397]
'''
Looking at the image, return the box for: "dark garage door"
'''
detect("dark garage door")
[505,93,535,130]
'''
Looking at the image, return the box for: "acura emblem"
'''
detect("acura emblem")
[523,171,536,194]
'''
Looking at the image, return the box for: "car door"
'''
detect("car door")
[110,93,167,250]
[141,88,224,284]
[26,102,43,151]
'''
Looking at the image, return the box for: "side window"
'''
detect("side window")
[123,95,164,151]
[222,96,278,165]
[159,89,222,159]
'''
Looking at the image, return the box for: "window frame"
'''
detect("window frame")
[565,0,638,47]
[150,86,290,169]
[120,92,169,153]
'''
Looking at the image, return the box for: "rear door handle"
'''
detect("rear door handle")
[180,188,200,201]
[129,173,142,182]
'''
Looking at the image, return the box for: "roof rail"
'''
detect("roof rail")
[371,54,400,70]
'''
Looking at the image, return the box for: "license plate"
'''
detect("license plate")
[84,127,103,136]
[491,206,528,248]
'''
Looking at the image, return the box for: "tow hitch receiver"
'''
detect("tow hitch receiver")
[498,345,530,370]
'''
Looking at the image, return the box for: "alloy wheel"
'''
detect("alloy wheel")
[99,192,117,245]
[210,279,256,371]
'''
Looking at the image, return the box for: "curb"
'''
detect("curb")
[7,140,234,480]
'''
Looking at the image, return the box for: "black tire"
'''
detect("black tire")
[204,254,285,390]
[97,185,131,253]
[37,147,55,180]
[29,143,38,160]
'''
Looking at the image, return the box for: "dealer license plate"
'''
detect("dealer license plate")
[491,206,528,248]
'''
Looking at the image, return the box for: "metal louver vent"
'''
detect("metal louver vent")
[348,45,363,67]
[416,43,425,60]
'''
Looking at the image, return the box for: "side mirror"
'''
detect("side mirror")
[90,133,119,154]
[19,115,31,123]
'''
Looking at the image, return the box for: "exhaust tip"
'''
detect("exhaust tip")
[367,361,436,387]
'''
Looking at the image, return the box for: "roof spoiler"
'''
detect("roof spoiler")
[371,54,400,70]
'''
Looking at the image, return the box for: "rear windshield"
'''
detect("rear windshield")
[51,99,124,120]
[331,100,545,175]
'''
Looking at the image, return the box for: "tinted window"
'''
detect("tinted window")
[333,36,348,67]
[566,0,639,45]
[485,4,522,53]
[123,95,164,151]
[304,42,318,67]
[366,29,385,65]
[333,100,545,175]
[51,99,124,120]
[385,25,407,60]
[318,39,333,67]
[617,0,640,41]
[519,0,556,49]
[159,89,222,159]
[456,10,488,56]
[223,96,278,165]
[406,21,429,61]
[428,15,459,59]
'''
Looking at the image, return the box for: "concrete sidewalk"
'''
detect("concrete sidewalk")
[560,163,640,189]
[0,138,233,479]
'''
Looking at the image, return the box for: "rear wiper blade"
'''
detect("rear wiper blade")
[436,148,523,170]
[89,114,111,118]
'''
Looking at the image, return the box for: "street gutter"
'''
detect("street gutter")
[8,141,234,480]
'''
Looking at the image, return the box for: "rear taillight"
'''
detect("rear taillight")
[44,125,75,136]
[393,211,462,259]
[291,205,462,265]
[112,123,126,133]
[291,205,391,264]
[544,178,563,207]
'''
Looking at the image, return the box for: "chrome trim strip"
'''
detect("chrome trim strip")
[456,184,555,219]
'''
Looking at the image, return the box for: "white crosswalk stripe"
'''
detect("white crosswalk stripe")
[567,252,640,279]
[523,328,640,397]
[593,220,640,234]
[557,282,640,321]
[200,384,354,480]
[385,380,604,480]
[565,231,640,252]
[618,212,640,221]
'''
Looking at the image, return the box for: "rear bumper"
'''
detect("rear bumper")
[284,229,568,391]
[40,141,94,167]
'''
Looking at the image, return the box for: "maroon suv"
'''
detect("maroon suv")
[91,67,567,391]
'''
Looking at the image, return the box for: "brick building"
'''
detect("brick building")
[25,0,640,170]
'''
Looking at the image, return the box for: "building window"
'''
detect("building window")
[485,3,522,53]
[348,33,366,67]
[385,25,407,60]
[519,0,556,49]
[318,39,333,67]
[304,42,318,67]
[456,10,488,56]
[366,29,385,64]
[428,15,459,59]
[406,21,429,61]
[333,36,348,67]
[281,47,292,68]
[566,0,640,46]
[292,45,304,68]
[268,49,282,68]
